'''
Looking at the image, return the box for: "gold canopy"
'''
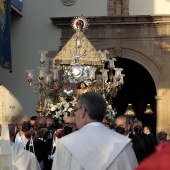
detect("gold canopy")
[54,16,101,66]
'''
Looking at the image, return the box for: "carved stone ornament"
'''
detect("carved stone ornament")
[107,0,129,16]
[61,0,77,6]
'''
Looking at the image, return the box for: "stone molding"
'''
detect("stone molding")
[107,0,129,16]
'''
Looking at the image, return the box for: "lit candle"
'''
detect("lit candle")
[51,69,59,81]
[119,74,125,84]
[50,58,56,69]
[38,50,48,64]
[114,68,123,81]
[108,58,117,69]
[28,73,32,81]
[45,74,52,85]
[40,53,46,63]
[37,67,46,78]
[98,50,109,62]
[25,69,34,82]
[102,69,109,80]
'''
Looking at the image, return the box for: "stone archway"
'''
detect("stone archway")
[120,47,163,134]
[105,46,161,90]
[104,47,159,133]
[111,57,157,133]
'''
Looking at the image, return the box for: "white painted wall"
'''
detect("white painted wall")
[1,0,170,117]
[50,0,107,17]
[129,0,170,15]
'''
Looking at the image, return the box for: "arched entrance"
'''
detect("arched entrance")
[112,58,157,134]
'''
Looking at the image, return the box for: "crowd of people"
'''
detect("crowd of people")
[11,113,75,170]
[1,91,170,170]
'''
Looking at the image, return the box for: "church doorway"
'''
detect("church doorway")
[112,58,157,135]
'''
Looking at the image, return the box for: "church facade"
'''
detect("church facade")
[2,0,170,135]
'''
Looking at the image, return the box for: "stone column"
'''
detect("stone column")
[155,95,162,134]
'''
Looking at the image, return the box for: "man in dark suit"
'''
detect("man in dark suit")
[25,116,52,170]
[133,118,154,157]
[115,115,147,163]
[143,125,158,154]
[13,115,49,169]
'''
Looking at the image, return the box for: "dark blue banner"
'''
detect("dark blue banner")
[0,0,12,72]
[11,0,22,12]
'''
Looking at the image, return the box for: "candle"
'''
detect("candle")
[114,68,123,81]
[119,74,125,84]
[45,74,52,85]
[25,69,34,82]
[51,69,59,81]
[108,58,117,69]
[37,67,46,78]
[102,69,109,80]
[98,50,109,62]
[40,52,46,63]
[38,50,48,64]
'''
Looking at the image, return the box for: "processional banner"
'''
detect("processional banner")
[0,0,12,72]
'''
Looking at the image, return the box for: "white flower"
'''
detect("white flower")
[107,105,112,109]
[46,99,77,126]
[104,105,116,127]
[56,103,62,109]
[50,104,54,107]
[55,110,63,117]
[63,103,69,111]
[68,108,73,112]
[51,105,57,111]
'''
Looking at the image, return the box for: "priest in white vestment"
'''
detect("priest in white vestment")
[0,85,40,170]
[8,140,41,170]
[52,92,138,170]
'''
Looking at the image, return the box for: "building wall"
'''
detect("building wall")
[1,0,170,135]
[129,0,170,15]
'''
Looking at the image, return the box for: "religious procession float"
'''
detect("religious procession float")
[26,15,125,129]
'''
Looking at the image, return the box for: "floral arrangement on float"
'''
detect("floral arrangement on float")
[45,97,76,128]
[45,96,116,129]
[103,102,117,129]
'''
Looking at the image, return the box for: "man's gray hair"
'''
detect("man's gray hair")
[79,92,106,122]
[116,115,131,124]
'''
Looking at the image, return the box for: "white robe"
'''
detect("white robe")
[1,142,41,170]
[52,122,138,170]
[14,132,29,149]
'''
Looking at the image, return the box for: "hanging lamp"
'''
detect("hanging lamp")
[124,103,135,116]
[144,104,153,114]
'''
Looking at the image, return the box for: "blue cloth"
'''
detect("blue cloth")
[11,0,23,12]
[0,0,12,72]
